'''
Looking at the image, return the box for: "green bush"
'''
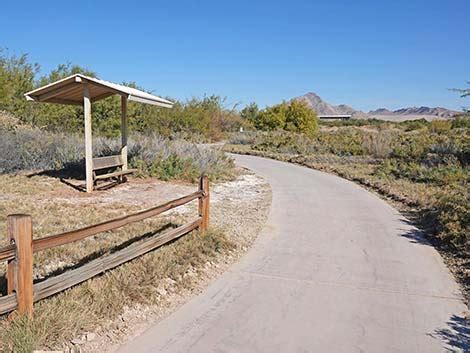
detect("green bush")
[284,100,319,137]
[391,134,431,161]
[429,120,452,134]
[252,130,315,154]
[248,101,318,136]
[398,119,429,131]
[148,154,199,181]
[317,129,365,156]
[319,118,386,128]
[451,116,470,129]
[0,50,242,140]
[434,191,469,251]
[240,102,260,126]
[254,103,288,131]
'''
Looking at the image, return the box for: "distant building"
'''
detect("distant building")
[318,115,351,120]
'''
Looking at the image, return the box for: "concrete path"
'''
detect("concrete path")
[118,155,467,352]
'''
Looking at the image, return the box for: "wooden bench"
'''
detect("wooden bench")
[92,155,137,186]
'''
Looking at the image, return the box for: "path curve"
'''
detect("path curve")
[118,154,467,352]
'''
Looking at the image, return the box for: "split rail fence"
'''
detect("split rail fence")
[0,175,209,317]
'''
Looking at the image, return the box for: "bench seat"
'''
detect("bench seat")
[94,168,137,181]
[92,155,136,186]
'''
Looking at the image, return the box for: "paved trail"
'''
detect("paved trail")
[118,155,467,352]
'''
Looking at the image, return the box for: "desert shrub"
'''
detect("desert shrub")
[429,120,452,134]
[237,128,366,156]
[128,136,234,182]
[284,100,319,136]
[451,116,470,129]
[391,134,432,161]
[150,154,198,181]
[0,128,234,182]
[253,103,288,131]
[248,101,318,136]
[387,163,466,185]
[0,50,38,121]
[398,119,429,131]
[0,50,241,140]
[374,161,469,252]
[0,111,24,130]
[319,118,386,128]
[240,102,260,126]
[229,131,259,145]
[430,139,470,167]
[0,127,83,173]
[320,118,432,132]
[362,131,395,158]
[251,130,316,155]
[434,191,470,252]
[317,129,365,156]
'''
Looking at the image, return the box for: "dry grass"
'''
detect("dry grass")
[0,175,178,276]
[0,174,236,352]
[0,127,236,183]
[0,228,233,352]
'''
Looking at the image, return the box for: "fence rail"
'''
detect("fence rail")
[0,175,210,316]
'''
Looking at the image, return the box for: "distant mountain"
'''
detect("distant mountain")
[369,106,459,119]
[295,92,368,119]
[294,92,460,121]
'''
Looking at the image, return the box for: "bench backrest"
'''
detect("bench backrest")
[92,155,123,171]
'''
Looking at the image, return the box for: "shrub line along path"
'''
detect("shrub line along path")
[118,154,467,352]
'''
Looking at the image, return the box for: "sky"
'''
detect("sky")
[1,0,469,111]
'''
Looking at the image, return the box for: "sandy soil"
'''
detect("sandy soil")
[67,169,272,352]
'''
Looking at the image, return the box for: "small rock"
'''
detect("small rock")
[86,332,96,342]
[70,337,84,345]
[156,286,167,296]
[165,278,176,286]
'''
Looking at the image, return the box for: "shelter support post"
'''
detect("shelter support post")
[84,84,93,193]
[121,95,128,171]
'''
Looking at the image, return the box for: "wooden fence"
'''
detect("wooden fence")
[0,175,210,317]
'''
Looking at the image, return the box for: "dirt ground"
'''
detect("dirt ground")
[4,169,271,352]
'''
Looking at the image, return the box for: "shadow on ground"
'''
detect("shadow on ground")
[430,314,470,352]
[399,225,432,246]
[0,222,177,296]
[27,160,126,192]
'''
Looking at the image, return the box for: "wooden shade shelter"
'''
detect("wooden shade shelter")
[24,74,174,192]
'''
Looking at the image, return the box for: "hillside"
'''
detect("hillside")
[369,106,460,121]
[295,92,368,119]
[294,92,460,121]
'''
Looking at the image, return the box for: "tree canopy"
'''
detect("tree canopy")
[247,100,319,136]
[0,50,242,140]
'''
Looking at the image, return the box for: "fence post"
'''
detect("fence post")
[198,175,209,231]
[7,214,34,316]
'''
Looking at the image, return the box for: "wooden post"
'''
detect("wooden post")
[198,175,209,231]
[7,215,34,316]
[121,95,128,172]
[83,84,93,193]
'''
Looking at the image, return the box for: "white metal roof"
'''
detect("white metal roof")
[24,74,174,108]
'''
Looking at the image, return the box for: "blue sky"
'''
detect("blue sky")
[1,0,469,111]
